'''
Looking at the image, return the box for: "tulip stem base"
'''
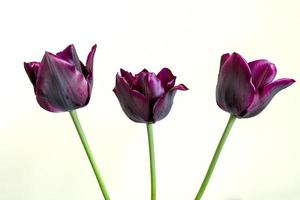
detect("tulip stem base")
[195,114,236,200]
[147,122,156,200]
[69,110,110,200]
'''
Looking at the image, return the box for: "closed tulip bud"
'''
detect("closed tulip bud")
[113,68,188,123]
[24,44,97,112]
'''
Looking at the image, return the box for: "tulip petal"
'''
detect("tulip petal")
[134,68,149,78]
[216,53,256,116]
[35,53,89,112]
[220,53,230,66]
[120,68,129,76]
[85,45,97,94]
[86,44,97,74]
[132,72,165,101]
[113,74,150,123]
[157,68,176,91]
[140,68,149,73]
[243,78,295,118]
[248,60,277,89]
[120,68,135,85]
[56,44,82,72]
[24,62,40,86]
[153,84,188,122]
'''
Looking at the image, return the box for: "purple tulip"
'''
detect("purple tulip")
[24,44,97,112]
[113,68,188,123]
[216,52,295,118]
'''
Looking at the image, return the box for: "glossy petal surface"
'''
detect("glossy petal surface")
[216,53,255,116]
[132,72,165,101]
[157,68,176,91]
[216,52,295,118]
[114,68,187,123]
[24,44,96,112]
[243,78,295,118]
[113,75,150,122]
[56,44,82,72]
[249,60,277,89]
[35,53,89,112]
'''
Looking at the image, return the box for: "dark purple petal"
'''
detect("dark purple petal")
[248,59,269,70]
[120,68,135,85]
[120,68,129,77]
[85,45,96,95]
[220,53,230,66]
[242,78,295,118]
[174,84,188,91]
[86,44,97,74]
[216,53,256,116]
[24,62,40,86]
[157,68,176,91]
[132,72,165,101]
[140,68,149,73]
[114,67,187,123]
[56,44,82,72]
[153,84,188,122]
[113,74,150,123]
[248,60,277,89]
[35,53,89,112]
[135,68,149,77]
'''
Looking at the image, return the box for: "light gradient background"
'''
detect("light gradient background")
[0,0,299,199]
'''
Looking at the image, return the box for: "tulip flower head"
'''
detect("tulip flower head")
[24,44,97,112]
[216,52,295,118]
[113,68,188,123]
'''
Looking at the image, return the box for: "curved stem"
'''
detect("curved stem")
[147,122,156,200]
[195,114,236,200]
[69,110,110,200]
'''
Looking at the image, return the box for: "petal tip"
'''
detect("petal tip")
[280,78,296,85]
[90,44,97,53]
[220,53,231,66]
[285,78,296,86]
[68,44,75,48]
[23,62,30,68]
[44,51,54,58]
[92,44,97,49]
[175,84,188,90]
[120,68,128,76]
[141,68,148,73]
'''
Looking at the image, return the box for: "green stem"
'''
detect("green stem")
[147,122,156,200]
[69,110,110,200]
[195,114,236,200]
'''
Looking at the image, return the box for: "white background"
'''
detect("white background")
[0,0,299,199]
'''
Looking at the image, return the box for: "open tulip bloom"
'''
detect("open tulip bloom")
[194,52,295,200]
[113,68,188,200]
[24,44,111,200]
